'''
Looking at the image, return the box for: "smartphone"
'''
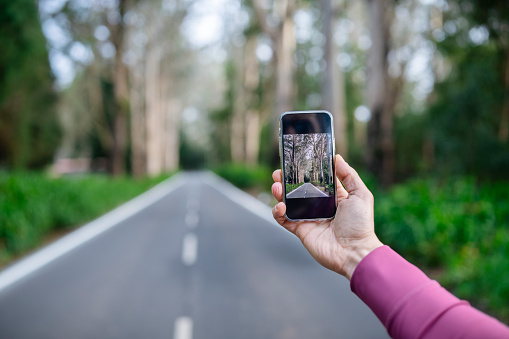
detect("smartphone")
[279,111,336,221]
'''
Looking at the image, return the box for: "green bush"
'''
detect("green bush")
[285,182,304,193]
[0,172,167,265]
[325,183,334,195]
[213,163,273,191]
[375,177,509,321]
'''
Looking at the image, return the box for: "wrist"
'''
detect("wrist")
[342,236,384,280]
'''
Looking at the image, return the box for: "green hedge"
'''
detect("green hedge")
[285,182,304,193]
[0,172,167,266]
[375,177,509,322]
[213,163,273,191]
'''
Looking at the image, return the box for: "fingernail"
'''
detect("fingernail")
[273,204,278,213]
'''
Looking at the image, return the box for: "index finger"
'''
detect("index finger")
[272,169,282,183]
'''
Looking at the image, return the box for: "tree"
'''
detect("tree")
[321,0,348,158]
[464,0,509,143]
[230,34,261,165]
[366,0,394,187]
[0,0,60,169]
[52,0,188,176]
[251,0,297,156]
[423,0,509,178]
[127,0,190,176]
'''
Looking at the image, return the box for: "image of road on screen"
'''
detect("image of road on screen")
[283,133,334,199]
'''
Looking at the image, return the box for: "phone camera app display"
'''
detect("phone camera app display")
[283,133,334,200]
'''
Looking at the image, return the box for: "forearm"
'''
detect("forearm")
[350,246,509,339]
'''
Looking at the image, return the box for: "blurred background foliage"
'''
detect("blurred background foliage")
[374,177,509,320]
[0,0,508,322]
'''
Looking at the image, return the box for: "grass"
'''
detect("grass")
[0,171,169,267]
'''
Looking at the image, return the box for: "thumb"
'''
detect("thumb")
[335,154,372,200]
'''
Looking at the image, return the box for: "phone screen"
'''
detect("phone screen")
[281,111,336,220]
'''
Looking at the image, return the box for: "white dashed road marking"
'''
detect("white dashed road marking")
[173,317,193,339]
[181,233,198,266]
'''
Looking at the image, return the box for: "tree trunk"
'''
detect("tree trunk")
[111,0,129,176]
[275,0,296,117]
[252,0,296,162]
[312,134,320,181]
[321,0,348,158]
[231,99,245,163]
[145,44,163,176]
[158,64,180,173]
[130,59,146,177]
[366,0,394,187]
[292,134,296,184]
[325,134,329,182]
[498,50,509,142]
[319,135,325,183]
[244,37,260,166]
[164,97,180,172]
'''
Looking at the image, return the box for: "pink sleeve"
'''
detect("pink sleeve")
[350,245,509,339]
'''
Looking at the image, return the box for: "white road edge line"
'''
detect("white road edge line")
[200,171,282,229]
[173,316,193,339]
[182,233,198,266]
[0,173,187,293]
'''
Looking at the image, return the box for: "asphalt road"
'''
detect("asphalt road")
[286,182,329,199]
[0,172,389,339]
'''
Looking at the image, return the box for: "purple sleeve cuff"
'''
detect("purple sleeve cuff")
[350,246,509,339]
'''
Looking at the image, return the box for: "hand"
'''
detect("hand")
[271,154,383,280]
